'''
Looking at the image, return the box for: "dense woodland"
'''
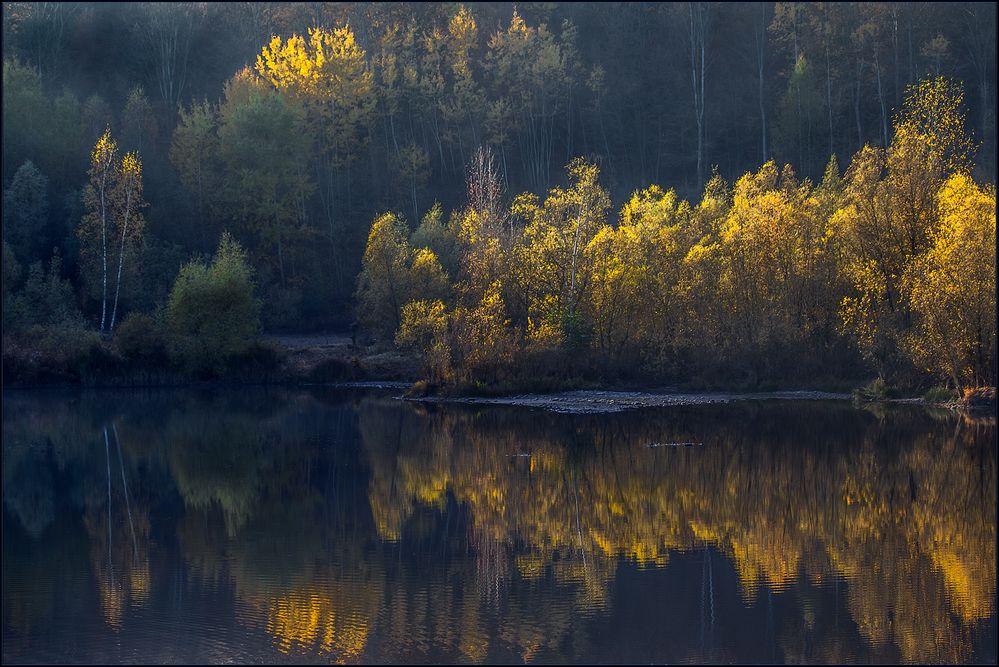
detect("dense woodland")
[1,2,996,391]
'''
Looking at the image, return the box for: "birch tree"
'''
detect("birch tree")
[78,128,118,333]
[108,152,146,334]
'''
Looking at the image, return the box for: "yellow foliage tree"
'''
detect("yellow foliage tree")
[78,129,146,335]
[78,128,118,332]
[832,77,976,378]
[586,185,693,360]
[905,174,996,389]
[358,212,450,341]
[512,158,610,349]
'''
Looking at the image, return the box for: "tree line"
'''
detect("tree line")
[2,2,996,341]
[359,78,996,392]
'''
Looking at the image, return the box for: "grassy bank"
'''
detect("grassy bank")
[1,334,419,389]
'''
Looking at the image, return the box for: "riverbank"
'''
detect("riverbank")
[3,334,993,417]
[0,333,420,389]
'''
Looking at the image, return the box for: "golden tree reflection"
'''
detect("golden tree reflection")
[4,392,993,663]
[357,401,995,662]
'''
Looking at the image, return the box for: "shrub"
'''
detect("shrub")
[7,251,92,363]
[923,386,957,403]
[166,232,260,374]
[115,311,167,365]
[223,340,283,382]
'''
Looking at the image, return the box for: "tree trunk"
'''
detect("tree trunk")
[825,41,834,159]
[854,58,864,151]
[875,54,888,147]
[757,2,768,162]
[688,2,707,193]
[99,165,109,334]
[109,188,133,334]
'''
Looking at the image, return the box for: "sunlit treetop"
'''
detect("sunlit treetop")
[619,185,684,229]
[120,151,142,180]
[255,25,372,104]
[895,77,976,174]
[447,4,478,77]
[91,127,118,174]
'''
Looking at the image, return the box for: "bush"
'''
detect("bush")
[222,340,284,382]
[855,377,901,400]
[166,232,260,374]
[115,312,167,365]
[7,251,92,362]
[923,386,957,403]
[75,338,127,385]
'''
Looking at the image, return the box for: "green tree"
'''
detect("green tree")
[3,160,49,265]
[218,73,313,286]
[1,59,46,184]
[355,212,413,340]
[170,99,220,252]
[121,86,158,156]
[773,54,823,175]
[9,251,89,361]
[2,241,22,330]
[166,232,261,373]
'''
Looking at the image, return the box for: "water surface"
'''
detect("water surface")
[3,388,995,664]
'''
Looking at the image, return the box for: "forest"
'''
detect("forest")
[1,2,996,393]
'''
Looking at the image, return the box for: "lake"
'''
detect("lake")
[2,388,995,664]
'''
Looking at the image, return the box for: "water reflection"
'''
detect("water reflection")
[3,389,995,664]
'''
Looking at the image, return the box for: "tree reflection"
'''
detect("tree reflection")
[2,390,994,663]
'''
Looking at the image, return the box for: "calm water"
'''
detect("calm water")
[2,388,996,664]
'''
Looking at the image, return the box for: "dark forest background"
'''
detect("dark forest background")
[2,2,996,333]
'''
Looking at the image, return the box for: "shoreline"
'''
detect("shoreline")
[6,381,984,418]
[3,335,993,417]
[402,388,978,414]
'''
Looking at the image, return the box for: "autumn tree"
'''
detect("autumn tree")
[512,158,610,348]
[585,185,694,361]
[717,161,813,352]
[108,152,146,334]
[456,146,510,301]
[833,77,975,377]
[410,202,460,279]
[905,174,996,389]
[255,25,376,289]
[355,212,449,341]
[78,128,119,333]
[485,9,575,192]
